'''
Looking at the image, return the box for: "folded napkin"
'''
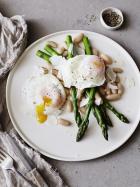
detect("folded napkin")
[0,13,27,78]
[0,13,68,187]
[0,129,67,187]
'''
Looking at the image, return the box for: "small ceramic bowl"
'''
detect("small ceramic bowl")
[100,7,124,30]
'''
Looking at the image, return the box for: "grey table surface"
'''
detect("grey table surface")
[0,0,140,187]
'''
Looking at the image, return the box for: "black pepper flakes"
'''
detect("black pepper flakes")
[103,10,122,27]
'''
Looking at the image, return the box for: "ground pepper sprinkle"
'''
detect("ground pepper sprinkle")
[103,10,122,27]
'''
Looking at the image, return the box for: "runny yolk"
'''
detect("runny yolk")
[36,104,48,123]
[43,96,52,106]
[35,96,52,124]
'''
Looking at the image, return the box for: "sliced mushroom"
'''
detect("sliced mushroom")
[52,69,58,77]
[113,67,123,73]
[57,118,71,126]
[42,67,48,74]
[105,93,121,101]
[65,100,73,112]
[73,33,84,44]
[47,41,58,48]
[106,67,116,82]
[57,46,65,54]
[100,53,112,65]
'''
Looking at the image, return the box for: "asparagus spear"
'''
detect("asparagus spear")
[71,86,82,127]
[82,36,93,55]
[103,101,129,123]
[44,44,59,56]
[76,88,96,141]
[65,35,74,59]
[82,35,109,140]
[82,32,129,125]
[75,35,96,141]
[92,105,108,140]
[65,35,82,127]
[99,105,113,127]
[36,50,51,63]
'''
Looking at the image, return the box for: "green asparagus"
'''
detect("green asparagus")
[103,101,129,123]
[71,87,82,127]
[65,35,74,59]
[82,36,93,55]
[44,44,59,56]
[65,35,82,127]
[75,35,95,141]
[92,105,108,140]
[76,88,96,141]
[36,50,51,63]
[82,35,109,140]
[99,105,113,127]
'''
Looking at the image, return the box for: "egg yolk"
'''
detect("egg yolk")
[35,96,52,124]
[36,104,48,123]
[43,96,52,106]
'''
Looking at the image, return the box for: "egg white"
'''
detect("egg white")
[50,55,105,89]
[22,73,66,115]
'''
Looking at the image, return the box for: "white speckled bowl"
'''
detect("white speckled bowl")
[100,7,124,30]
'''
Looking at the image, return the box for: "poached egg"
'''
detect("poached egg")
[50,55,105,89]
[23,73,66,123]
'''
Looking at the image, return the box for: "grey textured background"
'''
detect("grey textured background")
[0,0,140,187]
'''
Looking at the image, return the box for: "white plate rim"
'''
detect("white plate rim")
[6,30,140,161]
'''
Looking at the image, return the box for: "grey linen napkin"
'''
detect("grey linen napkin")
[0,129,67,187]
[0,13,68,187]
[0,13,27,78]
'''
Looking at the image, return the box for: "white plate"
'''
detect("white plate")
[6,30,140,161]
